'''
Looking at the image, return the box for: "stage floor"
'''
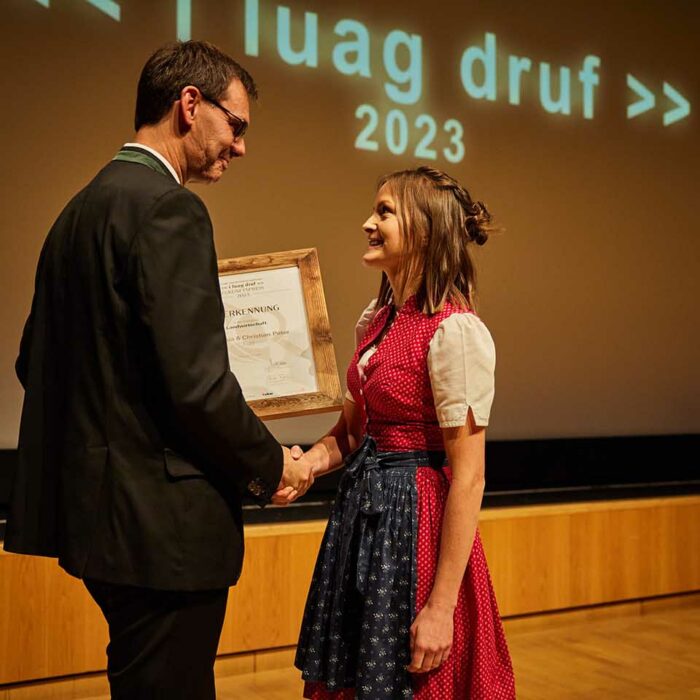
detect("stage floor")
[9,595,693,700]
[218,598,700,699]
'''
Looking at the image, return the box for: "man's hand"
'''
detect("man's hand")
[272,444,303,505]
[278,445,314,501]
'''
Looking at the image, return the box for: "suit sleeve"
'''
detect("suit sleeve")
[131,187,282,502]
[16,239,49,390]
[16,309,34,390]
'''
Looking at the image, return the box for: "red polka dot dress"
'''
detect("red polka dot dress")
[296,296,515,699]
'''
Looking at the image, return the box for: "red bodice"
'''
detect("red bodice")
[346,296,474,451]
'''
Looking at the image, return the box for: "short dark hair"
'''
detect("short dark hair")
[134,40,258,130]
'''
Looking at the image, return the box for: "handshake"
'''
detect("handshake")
[275,445,317,506]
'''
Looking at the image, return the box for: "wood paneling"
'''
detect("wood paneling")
[219,522,324,653]
[1,496,698,686]
[479,496,700,616]
[0,553,108,684]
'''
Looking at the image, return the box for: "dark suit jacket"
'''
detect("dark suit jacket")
[4,149,283,590]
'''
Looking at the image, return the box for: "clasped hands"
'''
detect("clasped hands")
[276,445,315,505]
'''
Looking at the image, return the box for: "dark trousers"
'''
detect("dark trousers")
[85,578,229,700]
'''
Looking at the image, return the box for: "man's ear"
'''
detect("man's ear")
[178,85,200,130]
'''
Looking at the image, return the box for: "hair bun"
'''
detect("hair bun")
[465,200,492,246]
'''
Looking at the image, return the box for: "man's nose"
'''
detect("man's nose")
[232,138,246,157]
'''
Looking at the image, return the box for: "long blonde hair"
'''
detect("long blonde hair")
[375,166,495,314]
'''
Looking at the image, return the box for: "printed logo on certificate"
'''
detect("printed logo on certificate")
[218,249,342,420]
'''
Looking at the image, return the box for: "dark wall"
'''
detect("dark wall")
[3,434,698,518]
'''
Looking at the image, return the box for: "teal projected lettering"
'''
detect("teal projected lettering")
[33,0,120,21]
[333,20,371,78]
[662,83,690,126]
[627,74,655,118]
[382,31,422,105]
[462,32,596,119]
[460,32,497,101]
[508,56,532,106]
[386,109,409,154]
[443,120,465,164]
[539,62,571,115]
[245,0,422,105]
[277,6,318,67]
[177,0,191,41]
[579,56,600,119]
[414,115,437,160]
[355,105,465,162]
[354,105,380,151]
[626,75,690,125]
[27,0,693,158]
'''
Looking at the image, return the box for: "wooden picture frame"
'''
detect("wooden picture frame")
[218,248,342,420]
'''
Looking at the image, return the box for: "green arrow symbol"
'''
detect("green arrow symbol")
[627,74,655,119]
[663,83,690,126]
[33,0,120,21]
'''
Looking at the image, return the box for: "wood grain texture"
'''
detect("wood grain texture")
[504,599,700,699]
[0,552,108,685]
[12,600,694,700]
[479,495,700,616]
[217,248,342,420]
[216,598,700,700]
[1,496,698,686]
[218,526,323,653]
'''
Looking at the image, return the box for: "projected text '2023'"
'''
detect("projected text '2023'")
[355,107,465,163]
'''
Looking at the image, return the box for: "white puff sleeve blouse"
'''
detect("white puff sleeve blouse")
[344,299,379,402]
[428,313,496,427]
[346,301,496,428]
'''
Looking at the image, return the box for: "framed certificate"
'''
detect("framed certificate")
[218,248,343,420]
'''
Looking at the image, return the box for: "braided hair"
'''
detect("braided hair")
[375,166,496,314]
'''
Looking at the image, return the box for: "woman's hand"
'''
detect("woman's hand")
[270,484,298,505]
[407,601,454,673]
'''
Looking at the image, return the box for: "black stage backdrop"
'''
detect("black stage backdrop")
[1,434,698,530]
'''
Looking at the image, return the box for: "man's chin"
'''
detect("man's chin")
[207,162,228,182]
[191,168,224,185]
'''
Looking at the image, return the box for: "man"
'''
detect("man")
[4,41,312,699]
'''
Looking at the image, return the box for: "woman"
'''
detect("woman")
[286,166,515,698]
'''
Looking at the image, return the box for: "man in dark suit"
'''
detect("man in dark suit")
[4,41,313,699]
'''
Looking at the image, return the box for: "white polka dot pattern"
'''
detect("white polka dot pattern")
[412,467,515,699]
[347,296,478,452]
[301,296,515,699]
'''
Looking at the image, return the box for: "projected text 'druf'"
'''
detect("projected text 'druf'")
[29,0,693,165]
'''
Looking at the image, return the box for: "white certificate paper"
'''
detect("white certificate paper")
[219,266,318,401]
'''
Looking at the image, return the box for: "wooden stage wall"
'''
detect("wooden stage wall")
[1,495,698,686]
